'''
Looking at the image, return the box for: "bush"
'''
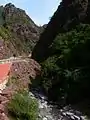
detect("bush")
[0,26,12,40]
[7,91,39,120]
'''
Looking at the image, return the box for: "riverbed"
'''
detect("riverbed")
[29,88,88,120]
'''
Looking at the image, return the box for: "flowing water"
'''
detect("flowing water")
[29,88,88,120]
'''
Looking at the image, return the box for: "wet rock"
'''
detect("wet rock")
[66,112,74,116]
[29,92,35,99]
[43,117,47,120]
[75,111,82,116]
[30,89,87,120]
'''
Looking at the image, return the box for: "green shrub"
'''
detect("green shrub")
[7,91,39,120]
[6,76,18,86]
[0,26,12,40]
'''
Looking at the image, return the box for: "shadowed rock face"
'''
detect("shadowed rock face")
[32,0,88,62]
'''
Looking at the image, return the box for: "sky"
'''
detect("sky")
[0,0,61,26]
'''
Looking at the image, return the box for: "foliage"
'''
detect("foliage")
[34,24,90,104]
[5,9,31,25]
[6,76,19,87]
[7,91,39,120]
[0,26,12,40]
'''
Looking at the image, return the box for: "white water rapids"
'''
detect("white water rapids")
[29,89,88,120]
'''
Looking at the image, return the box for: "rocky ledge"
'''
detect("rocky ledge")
[0,58,41,120]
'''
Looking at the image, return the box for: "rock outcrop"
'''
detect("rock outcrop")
[0,3,42,58]
[32,0,89,62]
[4,3,40,49]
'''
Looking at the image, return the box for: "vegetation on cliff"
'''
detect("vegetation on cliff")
[31,0,90,106]
[32,0,88,62]
[32,24,90,105]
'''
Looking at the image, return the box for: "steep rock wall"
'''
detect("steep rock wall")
[32,0,88,62]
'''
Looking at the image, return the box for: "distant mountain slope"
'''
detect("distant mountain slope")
[0,3,41,59]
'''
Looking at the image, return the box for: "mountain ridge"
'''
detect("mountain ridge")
[0,3,42,59]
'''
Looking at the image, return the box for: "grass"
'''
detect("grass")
[6,76,19,87]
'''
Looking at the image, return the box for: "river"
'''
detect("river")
[29,88,88,120]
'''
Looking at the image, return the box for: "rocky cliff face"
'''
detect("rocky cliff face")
[0,3,41,59]
[32,0,89,62]
[4,3,40,48]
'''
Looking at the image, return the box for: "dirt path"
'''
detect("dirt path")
[0,56,31,64]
